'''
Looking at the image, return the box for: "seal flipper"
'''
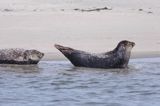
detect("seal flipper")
[54,44,75,57]
[55,44,89,67]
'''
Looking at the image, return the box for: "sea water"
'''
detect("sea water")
[0,58,160,106]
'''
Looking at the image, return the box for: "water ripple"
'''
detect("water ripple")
[0,58,160,106]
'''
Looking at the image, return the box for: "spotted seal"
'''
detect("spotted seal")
[55,40,135,68]
[0,49,44,64]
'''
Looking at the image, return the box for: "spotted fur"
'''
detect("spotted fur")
[0,49,44,64]
[55,40,135,68]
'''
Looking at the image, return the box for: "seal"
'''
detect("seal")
[55,40,135,68]
[0,49,44,65]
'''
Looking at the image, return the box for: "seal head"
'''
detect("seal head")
[24,50,44,61]
[112,40,135,68]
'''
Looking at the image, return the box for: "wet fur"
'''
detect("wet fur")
[0,49,44,65]
[55,40,135,68]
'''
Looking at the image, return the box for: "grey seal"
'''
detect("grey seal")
[0,49,44,64]
[55,40,135,68]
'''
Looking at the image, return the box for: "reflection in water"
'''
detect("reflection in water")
[0,64,41,73]
[0,58,160,106]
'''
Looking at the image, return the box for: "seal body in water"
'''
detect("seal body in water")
[55,40,135,68]
[0,49,44,65]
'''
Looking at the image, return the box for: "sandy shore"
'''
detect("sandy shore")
[0,11,160,60]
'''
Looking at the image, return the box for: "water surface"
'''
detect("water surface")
[0,58,160,106]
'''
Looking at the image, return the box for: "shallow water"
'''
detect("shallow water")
[0,58,160,106]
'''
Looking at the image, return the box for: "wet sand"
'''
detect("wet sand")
[0,1,160,106]
[0,0,160,60]
[0,12,159,60]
